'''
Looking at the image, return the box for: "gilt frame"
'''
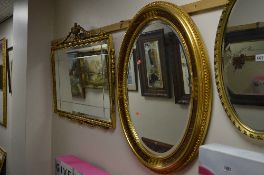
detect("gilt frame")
[51,24,116,129]
[117,1,212,173]
[0,38,7,127]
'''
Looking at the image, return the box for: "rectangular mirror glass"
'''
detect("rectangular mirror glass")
[51,26,115,128]
[0,38,7,127]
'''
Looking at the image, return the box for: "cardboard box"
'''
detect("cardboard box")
[55,155,110,175]
[199,144,264,175]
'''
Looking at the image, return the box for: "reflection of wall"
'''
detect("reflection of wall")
[234,104,264,131]
[228,0,264,26]
[128,80,189,146]
[55,50,110,120]
[50,1,264,175]
[7,1,54,174]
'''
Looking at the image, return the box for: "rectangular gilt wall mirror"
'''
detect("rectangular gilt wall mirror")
[0,38,7,127]
[51,24,115,128]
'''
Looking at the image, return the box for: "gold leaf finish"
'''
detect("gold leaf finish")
[117,1,212,173]
[0,38,7,127]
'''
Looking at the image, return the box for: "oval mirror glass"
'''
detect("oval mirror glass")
[127,20,191,155]
[215,0,264,139]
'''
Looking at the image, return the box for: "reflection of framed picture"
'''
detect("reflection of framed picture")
[127,49,138,91]
[137,29,170,97]
[69,58,85,98]
[141,137,173,153]
[224,25,264,106]
[168,32,190,104]
[80,54,108,89]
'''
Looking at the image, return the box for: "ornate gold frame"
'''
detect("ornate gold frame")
[215,0,264,140]
[117,1,212,173]
[51,23,116,129]
[0,146,6,172]
[0,38,7,127]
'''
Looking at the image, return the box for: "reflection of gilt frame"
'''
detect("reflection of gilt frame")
[0,147,6,173]
[127,49,138,91]
[0,38,7,127]
[51,23,116,128]
[224,24,264,106]
[137,29,170,97]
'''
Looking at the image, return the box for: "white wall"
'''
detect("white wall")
[0,17,13,174]
[10,0,28,174]
[0,0,54,174]
[26,0,54,174]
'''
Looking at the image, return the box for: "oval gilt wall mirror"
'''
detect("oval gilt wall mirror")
[215,0,264,139]
[118,2,212,173]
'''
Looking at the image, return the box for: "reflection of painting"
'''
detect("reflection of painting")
[127,49,138,91]
[69,58,85,98]
[137,29,170,97]
[168,32,191,104]
[81,54,108,89]
[144,41,163,88]
[223,26,264,105]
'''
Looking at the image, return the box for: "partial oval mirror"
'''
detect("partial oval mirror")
[51,24,115,128]
[215,0,264,139]
[118,2,212,173]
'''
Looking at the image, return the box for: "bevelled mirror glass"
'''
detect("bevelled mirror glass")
[51,24,115,128]
[118,2,212,173]
[215,0,264,139]
[0,38,7,127]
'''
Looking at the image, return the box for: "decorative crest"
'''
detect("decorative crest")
[60,23,106,45]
